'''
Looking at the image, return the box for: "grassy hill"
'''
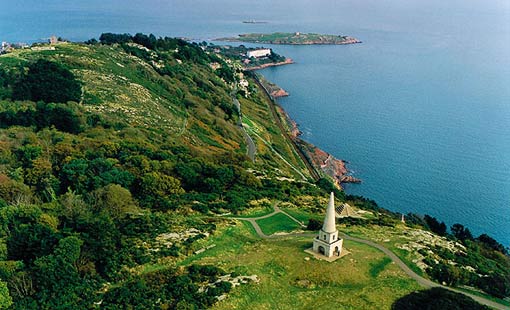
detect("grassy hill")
[0,36,321,309]
[0,35,507,309]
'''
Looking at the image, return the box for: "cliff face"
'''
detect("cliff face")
[271,88,289,98]
[257,75,290,98]
[276,105,300,138]
[296,139,360,186]
[244,58,293,71]
[274,100,361,186]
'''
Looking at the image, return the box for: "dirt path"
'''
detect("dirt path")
[230,204,508,310]
[232,92,256,162]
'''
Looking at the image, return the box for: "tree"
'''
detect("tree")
[7,222,59,263]
[0,68,11,100]
[477,273,510,298]
[424,215,447,236]
[12,59,81,103]
[60,159,89,193]
[99,33,132,45]
[25,157,58,202]
[476,234,507,254]
[451,223,473,241]
[89,184,138,219]
[59,190,91,222]
[0,175,33,206]
[0,68,8,88]
[35,102,84,134]
[0,281,13,309]
[33,236,98,309]
[141,172,184,198]
[427,262,461,286]
[307,218,322,231]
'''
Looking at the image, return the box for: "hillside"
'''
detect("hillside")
[0,35,508,310]
[0,36,318,309]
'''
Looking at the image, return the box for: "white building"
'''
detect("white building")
[49,35,58,44]
[312,192,344,257]
[1,42,10,53]
[247,48,271,58]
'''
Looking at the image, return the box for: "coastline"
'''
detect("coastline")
[244,58,294,71]
[250,72,361,187]
[277,104,362,187]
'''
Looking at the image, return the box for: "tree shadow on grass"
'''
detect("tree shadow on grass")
[392,287,490,310]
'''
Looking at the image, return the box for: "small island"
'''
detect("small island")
[218,32,361,45]
[242,20,268,24]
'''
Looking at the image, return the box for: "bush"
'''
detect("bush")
[306,218,322,231]
[476,233,507,255]
[477,273,510,298]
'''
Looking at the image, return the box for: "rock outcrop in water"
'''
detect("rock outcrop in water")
[297,140,361,186]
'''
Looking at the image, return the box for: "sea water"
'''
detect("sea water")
[1,0,509,245]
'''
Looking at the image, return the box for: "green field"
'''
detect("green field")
[256,213,302,235]
[281,207,322,223]
[188,223,422,310]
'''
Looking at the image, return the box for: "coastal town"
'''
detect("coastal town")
[0,41,28,54]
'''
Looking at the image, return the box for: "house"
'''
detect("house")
[247,48,271,58]
[49,35,58,44]
[0,42,9,53]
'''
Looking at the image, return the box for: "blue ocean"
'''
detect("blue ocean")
[1,0,509,245]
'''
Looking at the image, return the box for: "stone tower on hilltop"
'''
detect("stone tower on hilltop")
[312,192,343,257]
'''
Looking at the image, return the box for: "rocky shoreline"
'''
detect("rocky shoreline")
[256,74,290,99]
[275,101,361,187]
[244,58,294,71]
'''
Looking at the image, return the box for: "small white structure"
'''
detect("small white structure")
[49,35,58,44]
[247,48,271,58]
[312,192,343,257]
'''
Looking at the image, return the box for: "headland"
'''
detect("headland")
[219,32,361,45]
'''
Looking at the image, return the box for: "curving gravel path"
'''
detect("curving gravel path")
[229,204,508,310]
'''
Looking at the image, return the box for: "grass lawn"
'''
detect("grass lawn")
[280,207,322,223]
[341,225,426,277]
[134,217,423,309]
[257,213,302,235]
[235,207,274,219]
[190,222,422,310]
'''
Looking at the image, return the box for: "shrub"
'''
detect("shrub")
[306,218,322,231]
